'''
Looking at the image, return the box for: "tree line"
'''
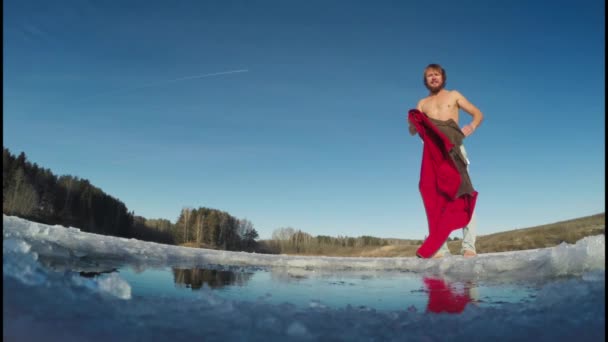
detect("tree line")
[3,148,133,238]
[259,226,395,254]
[174,207,258,251]
[3,147,411,255]
[3,147,257,251]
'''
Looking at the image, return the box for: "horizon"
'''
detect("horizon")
[4,0,605,240]
[3,143,604,241]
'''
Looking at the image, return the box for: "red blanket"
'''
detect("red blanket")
[408,109,478,258]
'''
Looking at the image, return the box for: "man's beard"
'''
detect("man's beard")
[426,82,444,94]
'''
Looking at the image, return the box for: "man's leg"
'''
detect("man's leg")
[460,213,477,256]
[433,240,451,258]
[459,144,477,256]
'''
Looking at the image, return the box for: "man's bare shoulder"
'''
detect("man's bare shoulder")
[447,89,464,98]
[416,97,429,110]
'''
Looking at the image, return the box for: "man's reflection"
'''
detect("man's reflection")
[423,276,479,313]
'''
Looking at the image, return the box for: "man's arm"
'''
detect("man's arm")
[409,99,425,136]
[416,99,425,112]
[454,91,483,136]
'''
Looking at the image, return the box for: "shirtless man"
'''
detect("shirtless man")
[416,63,484,258]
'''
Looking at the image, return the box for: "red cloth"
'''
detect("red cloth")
[424,277,473,313]
[408,109,478,258]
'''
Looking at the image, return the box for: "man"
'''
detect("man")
[415,63,484,258]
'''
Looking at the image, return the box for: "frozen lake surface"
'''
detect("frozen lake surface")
[3,215,605,341]
[81,264,542,312]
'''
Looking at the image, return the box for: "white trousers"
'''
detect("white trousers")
[436,145,477,254]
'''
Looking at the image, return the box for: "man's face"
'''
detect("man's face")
[425,68,444,92]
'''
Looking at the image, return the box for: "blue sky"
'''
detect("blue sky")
[4,0,605,240]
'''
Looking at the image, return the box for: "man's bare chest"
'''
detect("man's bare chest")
[422,98,459,121]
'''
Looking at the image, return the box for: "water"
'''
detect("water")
[96,265,540,313]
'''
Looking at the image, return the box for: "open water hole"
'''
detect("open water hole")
[81,264,543,314]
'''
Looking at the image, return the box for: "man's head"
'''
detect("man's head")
[423,64,446,93]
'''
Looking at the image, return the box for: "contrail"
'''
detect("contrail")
[77,69,249,102]
[136,69,249,88]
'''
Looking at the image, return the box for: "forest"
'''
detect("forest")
[3,146,441,255]
[3,147,258,251]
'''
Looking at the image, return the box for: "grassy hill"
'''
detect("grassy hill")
[471,212,605,253]
[273,213,605,257]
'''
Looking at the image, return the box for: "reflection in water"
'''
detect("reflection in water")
[79,269,118,278]
[172,268,253,290]
[37,254,121,277]
[269,267,311,283]
[423,276,479,314]
[71,263,532,312]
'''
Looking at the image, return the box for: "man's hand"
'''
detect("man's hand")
[461,124,476,137]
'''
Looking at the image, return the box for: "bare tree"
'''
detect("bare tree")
[271,227,297,252]
[237,218,254,238]
[272,227,296,240]
[196,214,204,245]
[237,218,258,250]
[181,207,192,244]
[5,168,38,216]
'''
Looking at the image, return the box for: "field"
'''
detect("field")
[266,213,605,257]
